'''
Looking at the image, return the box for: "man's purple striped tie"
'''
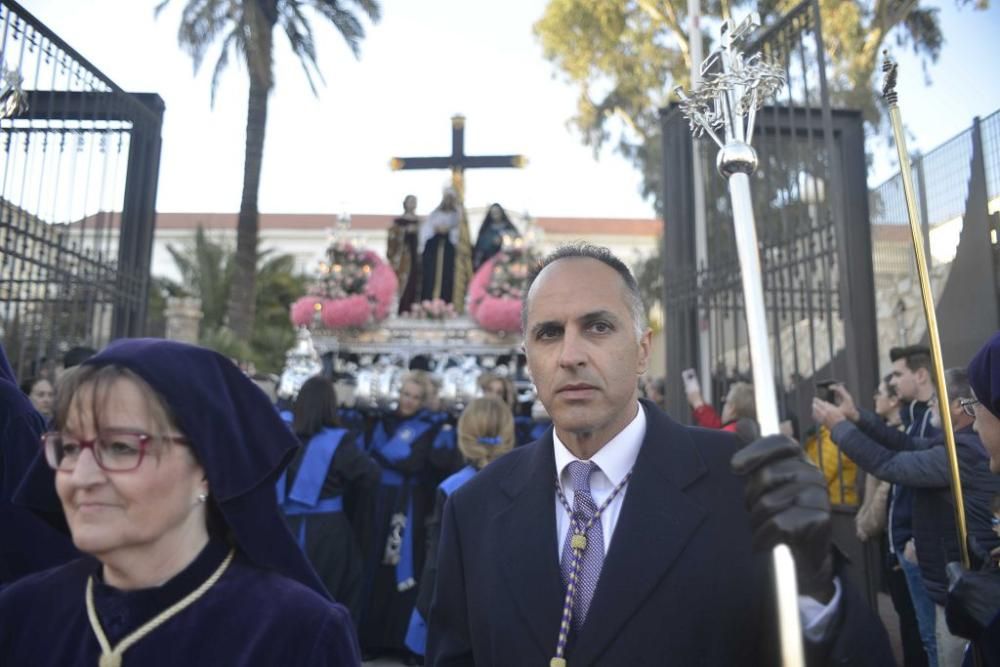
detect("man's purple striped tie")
[560,460,603,629]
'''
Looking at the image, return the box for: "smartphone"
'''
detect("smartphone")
[815,380,841,404]
[681,368,700,394]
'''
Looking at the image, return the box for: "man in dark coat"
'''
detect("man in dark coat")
[427,244,892,666]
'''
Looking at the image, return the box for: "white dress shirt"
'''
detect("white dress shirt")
[553,402,645,556]
[551,400,840,640]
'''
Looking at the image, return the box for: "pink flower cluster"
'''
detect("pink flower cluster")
[468,257,523,334]
[366,262,398,321]
[289,247,398,330]
[409,298,457,320]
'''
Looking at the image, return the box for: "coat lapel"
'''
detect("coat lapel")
[497,435,564,657]
[571,403,709,664]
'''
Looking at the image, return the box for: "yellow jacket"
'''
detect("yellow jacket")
[804,425,858,506]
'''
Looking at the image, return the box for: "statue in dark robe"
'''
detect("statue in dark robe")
[472,203,520,271]
[387,194,421,314]
[419,188,461,304]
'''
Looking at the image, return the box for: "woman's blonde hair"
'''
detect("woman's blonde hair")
[725,382,756,420]
[458,396,515,468]
[477,372,516,408]
[399,370,433,405]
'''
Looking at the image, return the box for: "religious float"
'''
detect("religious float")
[280,235,540,414]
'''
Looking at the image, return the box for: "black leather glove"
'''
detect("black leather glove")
[945,559,1000,641]
[731,434,835,602]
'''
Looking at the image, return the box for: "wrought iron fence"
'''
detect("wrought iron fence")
[0,0,162,380]
[660,0,880,602]
[661,0,877,449]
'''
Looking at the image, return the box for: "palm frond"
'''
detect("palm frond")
[312,0,381,23]
[167,0,380,96]
[210,30,242,106]
[166,243,196,285]
[153,0,172,18]
[310,2,366,57]
[176,0,235,73]
[280,3,323,94]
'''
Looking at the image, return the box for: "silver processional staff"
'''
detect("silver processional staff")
[675,14,804,667]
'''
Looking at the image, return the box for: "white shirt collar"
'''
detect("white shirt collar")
[552,401,647,487]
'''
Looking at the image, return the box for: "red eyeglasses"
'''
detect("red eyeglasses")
[41,430,190,472]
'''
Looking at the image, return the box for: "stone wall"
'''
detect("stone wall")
[164,297,203,344]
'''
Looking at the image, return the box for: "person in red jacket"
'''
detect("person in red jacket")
[685,374,758,443]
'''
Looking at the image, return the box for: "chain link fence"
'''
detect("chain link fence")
[869,109,1000,372]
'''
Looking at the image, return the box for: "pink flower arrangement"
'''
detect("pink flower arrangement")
[289,241,398,330]
[409,298,457,320]
[468,257,521,334]
[290,296,324,327]
[468,245,540,333]
[366,262,398,321]
[474,293,522,333]
[320,294,371,329]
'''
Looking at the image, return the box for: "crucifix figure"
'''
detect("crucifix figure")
[390,115,526,313]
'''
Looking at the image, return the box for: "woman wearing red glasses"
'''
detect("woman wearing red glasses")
[0,339,361,666]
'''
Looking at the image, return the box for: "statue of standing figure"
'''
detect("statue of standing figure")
[472,203,520,271]
[387,194,421,314]
[419,187,462,305]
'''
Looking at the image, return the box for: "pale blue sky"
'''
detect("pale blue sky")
[23,0,1000,219]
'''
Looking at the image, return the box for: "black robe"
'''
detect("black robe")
[420,233,456,304]
[0,539,360,666]
[406,464,478,656]
[280,428,380,624]
[0,343,77,586]
[472,218,520,271]
[357,410,446,653]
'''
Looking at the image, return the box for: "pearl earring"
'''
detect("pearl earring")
[197,492,208,503]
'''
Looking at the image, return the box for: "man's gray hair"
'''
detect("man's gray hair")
[521,243,648,341]
[943,367,971,403]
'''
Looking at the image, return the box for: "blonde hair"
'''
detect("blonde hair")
[477,372,516,408]
[458,396,515,468]
[400,370,433,405]
[725,382,756,420]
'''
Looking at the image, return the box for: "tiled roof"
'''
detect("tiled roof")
[74,211,664,236]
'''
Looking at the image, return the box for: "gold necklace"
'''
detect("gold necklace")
[85,548,235,667]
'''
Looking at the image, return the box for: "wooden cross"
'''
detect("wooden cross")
[389,115,525,315]
[390,114,527,199]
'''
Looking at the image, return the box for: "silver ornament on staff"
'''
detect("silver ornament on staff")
[675,13,804,667]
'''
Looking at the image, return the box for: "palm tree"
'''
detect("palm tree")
[159,225,308,371]
[158,0,381,339]
[165,226,234,329]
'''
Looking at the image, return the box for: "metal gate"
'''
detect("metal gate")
[0,0,163,379]
[660,0,880,601]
